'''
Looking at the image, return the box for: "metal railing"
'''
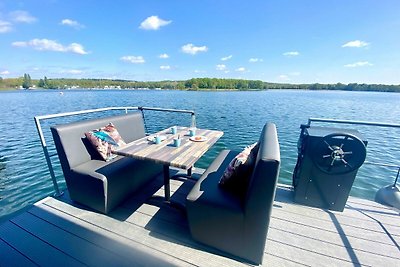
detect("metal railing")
[307,118,400,129]
[34,106,196,197]
[307,117,400,186]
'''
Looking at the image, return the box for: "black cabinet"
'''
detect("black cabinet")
[293,126,367,211]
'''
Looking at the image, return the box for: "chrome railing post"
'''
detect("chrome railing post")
[138,106,149,134]
[393,167,400,187]
[191,112,196,128]
[34,117,63,197]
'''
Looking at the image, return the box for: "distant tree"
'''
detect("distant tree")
[38,79,45,88]
[22,73,32,89]
[38,76,52,88]
[235,80,248,90]
[248,80,263,89]
[176,82,185,90]
[184,78,197,89]
[190,83,198,90]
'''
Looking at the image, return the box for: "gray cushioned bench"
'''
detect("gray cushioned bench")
[186,122,280,264]
[51,112,162,214]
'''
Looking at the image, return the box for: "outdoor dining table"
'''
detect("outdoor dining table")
[113,126,223,201]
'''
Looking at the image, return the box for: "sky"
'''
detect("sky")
[1,0,400,84]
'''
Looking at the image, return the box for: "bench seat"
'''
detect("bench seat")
[51,112,162,214]
[186,123,280,264]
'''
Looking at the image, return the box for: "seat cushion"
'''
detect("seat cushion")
[70,156,162,213]
[187,150,243,210]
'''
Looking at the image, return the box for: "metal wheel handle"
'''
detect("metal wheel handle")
[312,133,367,175]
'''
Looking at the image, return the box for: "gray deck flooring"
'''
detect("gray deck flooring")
[1,169,399,266]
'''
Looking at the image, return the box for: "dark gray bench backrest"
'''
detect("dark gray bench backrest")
[243,122,280,260]
[51,112,145,171]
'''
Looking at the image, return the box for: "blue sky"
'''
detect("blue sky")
[1,0,399,84]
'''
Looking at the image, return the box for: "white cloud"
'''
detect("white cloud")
[0,20,13,33]
[181,43,208,55]
[61,19,85,29]
[249,58,263,63]
[159,53,169,59]
[139,15,171,30]
[61,69,84,75]
[283,51,299,57]
[0,70,10,75]
[12,39,89,54]
[278,74,290,81]
[194,70,206,73]
[342,40,369,48]
[344,61,373,68]
[278,72,300,81]
[221,55,232,61]
[1,11,37,33]
[216,64,226,71]
[235,67,246,72]
[68,43,88,54]
[160,65,171,70]
[12,41,26,47]
[10,10,37,23]
[120,55,145,64]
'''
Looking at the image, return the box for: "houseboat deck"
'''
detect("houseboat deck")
[1,169,399,267]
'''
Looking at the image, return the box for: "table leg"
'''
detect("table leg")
[170,166,198,182]
[163,165,170,202]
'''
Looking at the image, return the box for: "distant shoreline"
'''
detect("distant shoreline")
[2,87,400,94]
[1,77,399,92]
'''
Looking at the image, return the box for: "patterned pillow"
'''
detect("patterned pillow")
[219,142,258,194]
[85,123,126,161]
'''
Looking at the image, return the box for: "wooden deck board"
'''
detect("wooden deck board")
[1,170,399,267]
[267,226,398,266]
[10,211,149,267]
[274,188,400,237]
[269,216,399,257]
[0,238,37,267]
[0,220,86,267]
[270,188,400,266]
[265,238,360,267]
[273,192,400,246]
[43,196,246,267]
[347,196,399,210]
[28,203,193,267]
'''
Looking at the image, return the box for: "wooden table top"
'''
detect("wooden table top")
[113,126,223,169]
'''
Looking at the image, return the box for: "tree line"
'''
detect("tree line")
[1,74,400,92]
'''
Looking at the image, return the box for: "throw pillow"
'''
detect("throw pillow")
[219,142,258,194]
[85,123,126,161]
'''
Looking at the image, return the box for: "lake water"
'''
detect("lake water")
[1,89,400,220]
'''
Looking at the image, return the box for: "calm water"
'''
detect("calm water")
[1,89,400,220]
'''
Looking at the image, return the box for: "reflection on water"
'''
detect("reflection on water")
[0,89,399,219]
